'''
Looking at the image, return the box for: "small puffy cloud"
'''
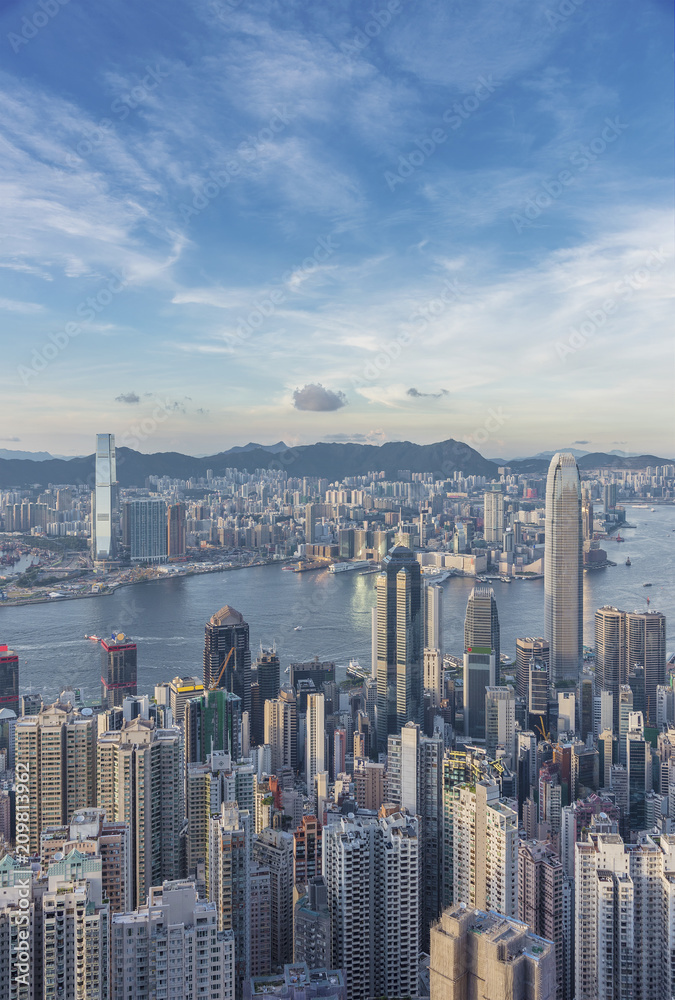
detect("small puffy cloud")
[573,439,590,445]
[293,383,347,411]
[115,391,140,404]
[0,436,20,442]
[407,387,449,398]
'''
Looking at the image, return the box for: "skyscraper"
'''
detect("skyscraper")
[0,644,19,717]
[626,609,666,724]
[251,827,294,969]
[305,692,325,798]
[516,637,549,699]
[204,605,252,716]
[101,632,137,708]
[167,500,187,559]
[375,544,423,750]
[184,687,242,763]
[595,607,627,728]
[424,583,444,655]
[463,585,499,742]
[126,498,168,563]
[93,432,117,562]
[544,453,583,684]
[210,801,251,995]
[484,487,505,547]
[264,685,298,773]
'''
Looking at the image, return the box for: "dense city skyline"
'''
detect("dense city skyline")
[1,0,672,456]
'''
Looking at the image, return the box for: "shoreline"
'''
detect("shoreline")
[0,558,285,609]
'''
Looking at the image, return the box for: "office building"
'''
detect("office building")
[126,498,168,563]
[516,638,549,700]
[626,728,652,830]
[0,645,19,717]
[294,875,331,969]
[375,545,423,749]
[626,610,666,724]
[424,583,444,656]
[167,674,204,724]
[484,487,505,547]
[265,685,298,773]
[167,500,187,559]
[323,810,419,1000]
[430,904,556,1000]
[595,607,627,729]
[544,453,583,684]
[97,719,184,908]
[306,693,325,800]
[185,687,242,764]
[485,686,516,762]
[451,779,518,917]
[204,606,252,716]
[252,648,281,745]
[111,880,234,1000]
[101,633,137,709]
[575,832,675,1000]
[15,701,97,854]
[463,586,499,742]
[519,840,564,1000]
[93,432,117,562]
[424,647,443,709]
[252,827,294,968]
[210,802,252,995]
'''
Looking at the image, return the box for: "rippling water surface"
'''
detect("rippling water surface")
[1,506,673,701]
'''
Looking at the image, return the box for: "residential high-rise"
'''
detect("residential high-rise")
[0,645,19,717]
[252,827,294,969]
[110,880,234,1000]
[519,840,564,1000]
[595,607,627,729]
[101,632,137,708]
[97,719,184,908]
[516,637,549,699]
[575,832,675,1000]
[463,586,499,742]
[250,864,272,976]
[451,779,518,916]
[93,432,117,562]
[185,752,255,883]
[485,686,516,762]
[210,802,251,996]
[15,701,97,854]
[294,875,331,969]
[484,487,505,547]
[424,647,443,709]
[293,815,322,885]
[264,685,298,773]
[185,688,242,763]
[306,693,325,798]
[324,810,420,1000]
[375,545,423,749]
[626,609,666,724]
[544,452,583,684]
[204,606,252,716]
[126,498,168,563]
[167,500,187,559]
[430,904,556,1000]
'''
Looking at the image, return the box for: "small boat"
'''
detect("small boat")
[643,583,652,587]
[625,557,631,566]
[85,634,100,641]
[284,666,290,674]
[294,625,303,631]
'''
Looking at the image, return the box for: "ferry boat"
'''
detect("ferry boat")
[346,659,370,681]
[329,560,370,574]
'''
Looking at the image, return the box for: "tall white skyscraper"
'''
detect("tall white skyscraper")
[93,432,116,562]
[305,692,325,798]
[485,686,516,763]
[484,487,505,546]
[323,810,419,1000]
[424,583,444,655]
[544,453,583,684]
[463,586,499,742]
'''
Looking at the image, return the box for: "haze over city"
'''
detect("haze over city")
[1,0,673,457]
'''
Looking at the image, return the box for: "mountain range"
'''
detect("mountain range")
[0,440,671,489]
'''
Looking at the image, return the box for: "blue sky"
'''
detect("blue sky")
[1,0,673,459]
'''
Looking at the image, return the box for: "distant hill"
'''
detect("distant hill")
[0,438,496,488]
[0,440,669,489]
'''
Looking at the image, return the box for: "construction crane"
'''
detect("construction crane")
[209,646,234,691]
[536,715,550,741]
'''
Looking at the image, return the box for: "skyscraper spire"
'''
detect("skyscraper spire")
[544,452,583,684]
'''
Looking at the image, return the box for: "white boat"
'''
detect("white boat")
[346,658,369,681]
[294,625,303,631]
[329,560,370,573]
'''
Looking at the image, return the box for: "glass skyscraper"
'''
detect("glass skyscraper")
[463,585,500,742]
[93,432,116,562]
[375,544,422,750]
[544,452,583,684]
